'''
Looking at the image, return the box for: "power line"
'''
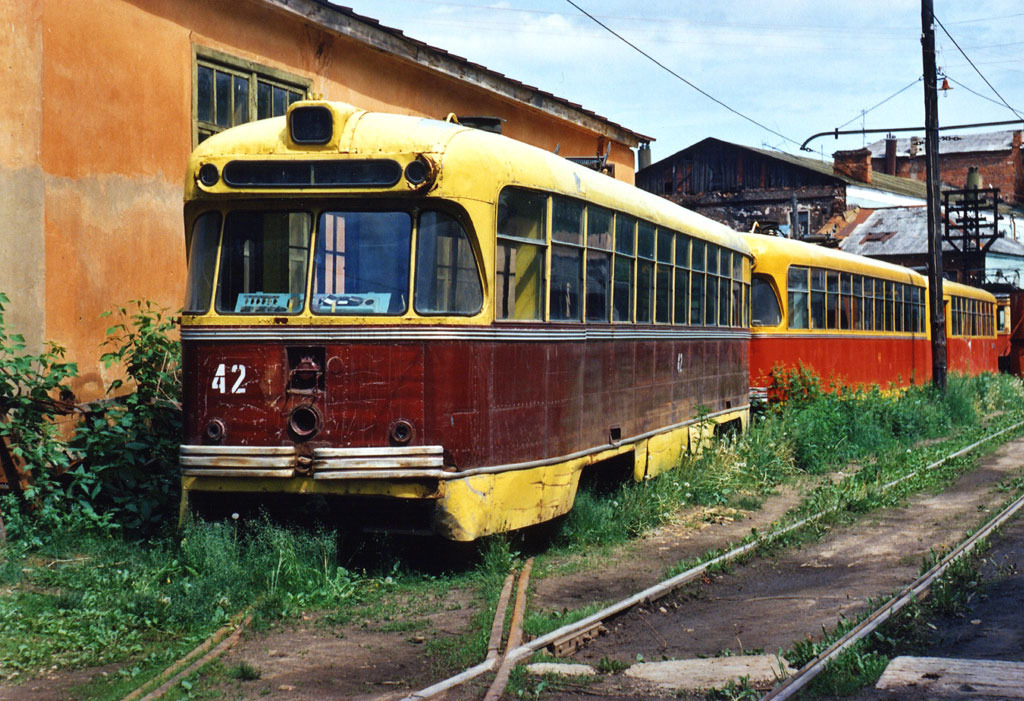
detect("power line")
[934,14,1023,121]
[945,74,1023,114]
[837,76,922,130]
[562,0,801,148]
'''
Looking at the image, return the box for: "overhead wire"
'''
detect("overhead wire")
[561,0,802,148]
[836,76,923,130]
[934,14,1023,121]
[945,75,1023,114]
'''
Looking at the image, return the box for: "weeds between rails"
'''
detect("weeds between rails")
[2,355,1023,696]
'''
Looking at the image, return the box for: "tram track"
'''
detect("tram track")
[402,419,1024,700]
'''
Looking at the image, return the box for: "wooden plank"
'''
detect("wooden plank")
[877,656,1024,697]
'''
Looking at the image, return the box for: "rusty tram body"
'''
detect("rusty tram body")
[178,102,752,540]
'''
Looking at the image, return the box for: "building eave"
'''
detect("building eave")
[257,0,652,148]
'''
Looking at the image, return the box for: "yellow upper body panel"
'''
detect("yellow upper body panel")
[942,279,997,304]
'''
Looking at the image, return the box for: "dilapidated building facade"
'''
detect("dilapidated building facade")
[635,138,927,239]
[2,0,647,399]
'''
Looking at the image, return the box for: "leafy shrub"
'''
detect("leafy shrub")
[0,295,182,541]
[67,301,182,532]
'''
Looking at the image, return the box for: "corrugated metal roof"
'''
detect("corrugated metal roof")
[839,206,1024,258]
[265,0,652,145]
[866,130,1020,158]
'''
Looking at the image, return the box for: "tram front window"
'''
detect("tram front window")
[313,211,412,315]
[184,211,221,314]
[751,276,782,327]
[414,210,482,315]
[216,211,311,314]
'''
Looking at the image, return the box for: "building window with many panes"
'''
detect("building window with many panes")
[193,47,310,146]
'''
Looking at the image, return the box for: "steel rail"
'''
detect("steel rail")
[400,419,1024,700]
[763,482,1024,699]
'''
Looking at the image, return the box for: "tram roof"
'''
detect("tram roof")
[744,232,926,285]
[943,279,997,302]
[190,101,749,255]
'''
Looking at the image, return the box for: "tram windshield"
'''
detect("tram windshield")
[184,208,483,317]
[216,211,312,314]
[312,211,411,315]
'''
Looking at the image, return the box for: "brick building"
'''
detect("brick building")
[2,0,647,399]
[867,130,1024,207]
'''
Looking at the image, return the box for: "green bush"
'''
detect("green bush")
[68,301,182,532]
[0,295,183,541]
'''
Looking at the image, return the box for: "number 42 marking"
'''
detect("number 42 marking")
[212,363,247,394]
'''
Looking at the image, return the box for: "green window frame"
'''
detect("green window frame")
[193,47,311,147]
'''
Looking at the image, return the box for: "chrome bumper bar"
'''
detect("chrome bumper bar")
[180,444,445,478]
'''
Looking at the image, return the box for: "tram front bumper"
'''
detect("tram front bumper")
[179,444,445,478]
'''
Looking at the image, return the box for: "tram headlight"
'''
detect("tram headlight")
[389,418,415,445]
[205,419,226,443]
[197,163,220,187]
[404,159,430,186]
[288,404,323,439]
[289,105,333,145]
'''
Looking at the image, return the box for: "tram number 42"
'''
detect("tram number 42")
[212,363,247,394]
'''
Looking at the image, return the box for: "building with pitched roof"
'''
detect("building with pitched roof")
[635,137,927,239]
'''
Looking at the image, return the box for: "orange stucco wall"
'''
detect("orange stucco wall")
[14,0,638,399]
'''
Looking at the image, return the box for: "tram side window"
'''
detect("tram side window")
[312,211,412,315]
[705,244,719,326]
[731,254,744,327]
[897,282,905,331]
[690,239,705,325]
[497,188,547,321]
[825,271,839,329]
[839,274,852,330]
[184,212,222,314]
[810,269,826,330]
[586,206,613,322]
[718,249,730,327]
[216,211,311,314]
[635,221,656,323]
[613,214,635,322]
[414,211,483,315]
[751,275,782,327]
[787,266,809,329]
[550,197,584,322]
[998,305,1008,333]
[852,275,864,330]
[655,228,673,323]
[674,235,690,324]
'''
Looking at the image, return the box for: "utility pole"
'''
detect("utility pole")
[922,0,947,389]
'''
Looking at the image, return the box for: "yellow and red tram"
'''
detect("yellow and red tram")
[944,281,998,375]
[746,232,998,394]
[178,101,751,540]
[746,233,931,394]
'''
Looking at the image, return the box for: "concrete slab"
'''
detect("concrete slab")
[876,656,1024,698]
[624,654,790,691]
[525,662,598,678]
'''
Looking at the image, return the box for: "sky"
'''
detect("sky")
[335,1,1024,165]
